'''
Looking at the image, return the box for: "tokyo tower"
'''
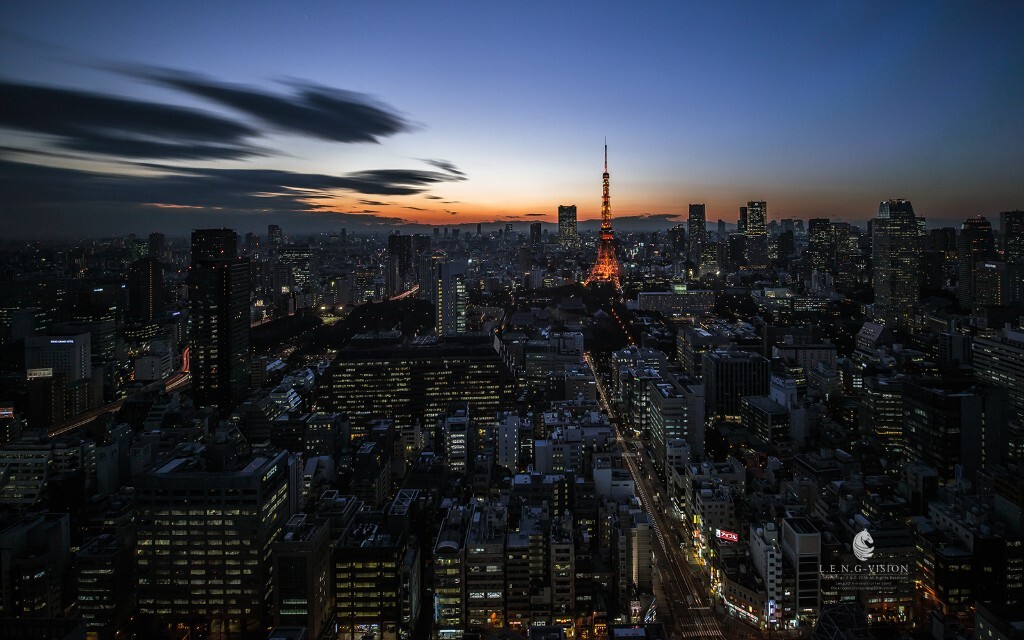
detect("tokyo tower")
[585,142,623,288]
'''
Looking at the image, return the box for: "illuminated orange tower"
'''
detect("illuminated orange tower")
[586,141,623,288]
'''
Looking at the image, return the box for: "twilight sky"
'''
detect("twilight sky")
[2,1,1023,237]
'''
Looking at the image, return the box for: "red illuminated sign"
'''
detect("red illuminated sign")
[715,529,739,543]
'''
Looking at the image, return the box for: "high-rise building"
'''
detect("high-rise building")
[687,203,707,264]
[973,326,1024,428]
[323,335,514,436]
[464,502,507,629]
[872,199,921,330]
[744,201,768,269]
[272,514,334,640]
[807,218,832,275]
[77,533,134,640]
[1001,209,1024,262]
[25,332,91,383]
[957,215,997,310]
[902,380,1009,481]
[127,256,163,323]
[147,232,165,259]
[648,376,705,471]
[738,206,748,234]
[701,349,771,420]
[189,229,251,411]
[430,255,467,336]
[268,223,283,247]
[278,244,315,292]
[386,232,414,298]
[334,509,413,640]
[433,507,467,634]
[781,517,821,626]
[135,446,292,639]
[558,205,578,247]
[530,222,543,246]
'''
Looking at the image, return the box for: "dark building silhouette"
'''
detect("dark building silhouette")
[958,215,997,310]
[872,199,921,330]
[127,256,163,323]
[189,229,250,411]
[688,203,707,264]
[558,204,578,247]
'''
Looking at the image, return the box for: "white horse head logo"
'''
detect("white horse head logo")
[853,528,874,561]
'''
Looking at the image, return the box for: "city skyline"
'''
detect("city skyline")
[3,2,1024,237]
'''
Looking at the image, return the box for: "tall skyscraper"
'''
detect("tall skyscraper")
[431,254,467,336]
[558,205,578,247]
[872,199,921,330]
[529,221,543,246]
[957,215,997,309]
[687,203,707,264]
[807,218,831,275]
[386,232,414,298]
[738,206,748,234]
[127,256,163,323]
[147,232,165,259]
[744,200,768,269]
[586,143,623,287]
[189,229,250,411]
[277,244,315,292]
[267,224,283,247]
[1001,210,1024,262]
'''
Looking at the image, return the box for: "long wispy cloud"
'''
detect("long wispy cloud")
[0,68,468,232]
[0,80,263,160]
[132,67,413,144]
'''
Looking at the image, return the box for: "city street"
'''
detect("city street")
[586,352,725,639]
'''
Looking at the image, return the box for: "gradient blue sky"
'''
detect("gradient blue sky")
[2,1,1023,235]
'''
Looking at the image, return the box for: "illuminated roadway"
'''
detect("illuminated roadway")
[585,352,724,640]
[48,347,191,438]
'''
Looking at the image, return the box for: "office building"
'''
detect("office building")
[958,215,997,309]
[77,533,134,640]
[268,224,283,247]
[147,231,165,258]
[189,229,251,411]
[1001,210,1024,262]
[135,445,292,640]
[278,244,315,292]
[464,503,508,629]
[781,517,821,626]
[973,327,1024,428]
[558,205,578,247]
[386,232,414,298]
[334,509,412,640]
[434,506,468,637]
[702,349,771,420]
[902,380,1009,481]
[323,335,514,435]
[741,395,790,446]
[430,255,468,336]
[688,203,707,264]
[273,515,334,640]
[872,199,921,329]
[0,512,71,618]
[530,221,543,246]
[648,377,704,471]
[128,256,164,323]
[744,201,768,269]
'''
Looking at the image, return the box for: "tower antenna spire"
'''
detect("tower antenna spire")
[586,139,622,289]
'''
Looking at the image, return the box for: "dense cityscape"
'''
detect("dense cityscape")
[1,139,1023,640]
[3,3,1024,640]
